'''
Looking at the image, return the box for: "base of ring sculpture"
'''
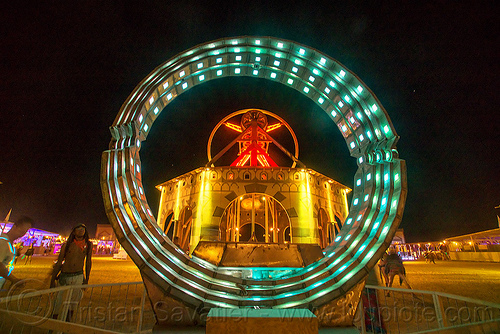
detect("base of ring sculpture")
[142,271,366,330]
[206,308,318,334]
[313,279,366,327]
[142,273,205,328]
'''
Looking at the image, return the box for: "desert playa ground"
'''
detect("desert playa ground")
[9,256,500,305]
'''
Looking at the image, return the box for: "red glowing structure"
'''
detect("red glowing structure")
[207,109,304,168]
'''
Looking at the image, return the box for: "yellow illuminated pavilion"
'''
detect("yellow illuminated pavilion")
[156,109,351,255]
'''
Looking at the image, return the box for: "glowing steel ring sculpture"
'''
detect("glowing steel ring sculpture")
[101,36,407,309]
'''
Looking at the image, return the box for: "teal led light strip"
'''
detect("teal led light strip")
[102,36,407,309]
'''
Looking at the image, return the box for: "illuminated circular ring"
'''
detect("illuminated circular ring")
[101,36,407,310]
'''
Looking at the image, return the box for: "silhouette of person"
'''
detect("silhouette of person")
[24,244,35,264]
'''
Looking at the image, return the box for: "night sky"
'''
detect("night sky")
[1,2,498,242]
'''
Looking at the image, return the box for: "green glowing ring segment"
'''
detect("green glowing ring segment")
[101,36,407,310]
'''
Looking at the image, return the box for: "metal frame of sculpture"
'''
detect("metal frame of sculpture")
[101,36,407,310]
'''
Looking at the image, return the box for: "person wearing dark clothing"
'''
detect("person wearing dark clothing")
[24,245,35,264]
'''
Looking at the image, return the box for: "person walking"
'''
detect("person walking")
[50,224,93,321]
[425,251,436,264]
[14,243,23,264]
[379,249,411,295]
[24,244,35,264]
[0,216,33,289]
